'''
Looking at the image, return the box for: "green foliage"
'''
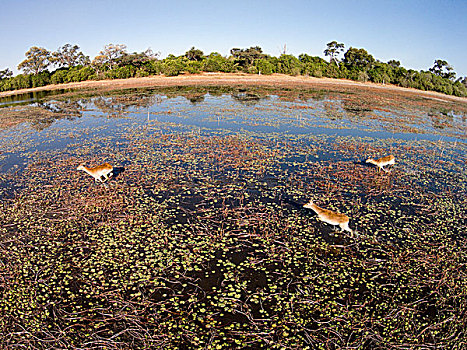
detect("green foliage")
[254,58,276,75]
[117,50,158,69]
[144,60,163,75]
[202,53,236,73]
[161,57,185,76]
[429,59,456,81]
[277,54,301,75]
[0,74,31,91]
[452,80,467,97]
[17,47,52,75]
[185,47,205,61]
[343,47,375,72]
[50,66,96,84]
[299,54,329,77]
[50,69,67,84]
[324,41,345,64]
[230,46,265,69]
[2,43,466,97]
[104,65,137,79]
[388,59,400,68]
[0,68,13,79]
[52,44,90,68]
[368,62,393,84]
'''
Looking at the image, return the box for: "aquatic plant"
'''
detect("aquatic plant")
[0,86,466,349]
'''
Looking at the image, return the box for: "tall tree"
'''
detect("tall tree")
[387,60,400,68]
[343,47,375,71]
[185,47,205,61]
[143,48,160,60]
[324,41,345,64]
[429,59,456,80]
[53,44,90,68]
[459,76,467,89]
[0,68,13,79]
[91,55,107,75]
[17,47,52,74]
[230,46,264,67]
[117,49,159,68]
[96,44,128,70]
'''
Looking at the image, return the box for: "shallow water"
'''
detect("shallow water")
[0,88,465,174]
[0,86,466,348]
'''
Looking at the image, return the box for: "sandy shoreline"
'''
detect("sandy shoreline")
[1,73,466,104]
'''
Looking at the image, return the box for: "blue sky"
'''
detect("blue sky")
[1,0,466,77]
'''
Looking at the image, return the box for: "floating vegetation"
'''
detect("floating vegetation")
[0,86,466,349]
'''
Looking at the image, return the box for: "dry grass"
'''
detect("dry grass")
[1,73,466,104]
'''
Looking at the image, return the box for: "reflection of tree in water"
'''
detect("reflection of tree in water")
[30,100,84,130]
[300,91,327,102]
[323,98,346,120]
[92,96,129,117]
[341,97,372,118]
[113,93,162,109]
[0,89,70,108]
[38,100,83,118]
[428,109,454,130]
[231,91,267,106]
[92,94,162,117]
[30,118,55,131]
[185,94,205,105]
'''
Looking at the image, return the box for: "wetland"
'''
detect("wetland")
[0,84,466,349]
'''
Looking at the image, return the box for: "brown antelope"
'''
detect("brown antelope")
[77,163,113,183]
[366,155,395,172]
[303,200,354,237]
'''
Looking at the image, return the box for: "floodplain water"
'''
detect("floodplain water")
[0,86,466,348]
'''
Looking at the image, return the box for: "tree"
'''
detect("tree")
[277,54,302,75]
[117,49,159,69]
[17,47,52,74]
[429,59,456,80]
[96,44,128,70]
[91,55,107,76]
[343,47,375,71]
[368,62,392,84]
[324,41,344,64]
[185,47,205,61]
[230,46,265,67]
[143,48,160,60]
[299,54,329,77]
[254,58,275,75]
[387,60,400,68]
[202,52,236,72]
[52,44,90,68]
[459,76,467,89]
[0,68,13,79]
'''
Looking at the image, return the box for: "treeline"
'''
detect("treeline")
[1,42,467,97]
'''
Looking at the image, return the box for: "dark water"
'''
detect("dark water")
[0,89,72,107]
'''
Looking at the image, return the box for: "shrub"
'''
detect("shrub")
[203,53,236,73]
[254,59,275,75]
[161,59,184,77]
[277,54,302,75]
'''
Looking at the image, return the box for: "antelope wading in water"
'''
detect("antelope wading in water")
[303,200,354,237]
[366,155,395,172]
[77,163,113,183]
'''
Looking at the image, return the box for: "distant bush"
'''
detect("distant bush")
[202,53,236,73]
[277,54,302,76]
[185,60,202,74]
[104,65,137,79]
[161,58,185,77]
[254,58,275,75]
[50,66,96,84]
